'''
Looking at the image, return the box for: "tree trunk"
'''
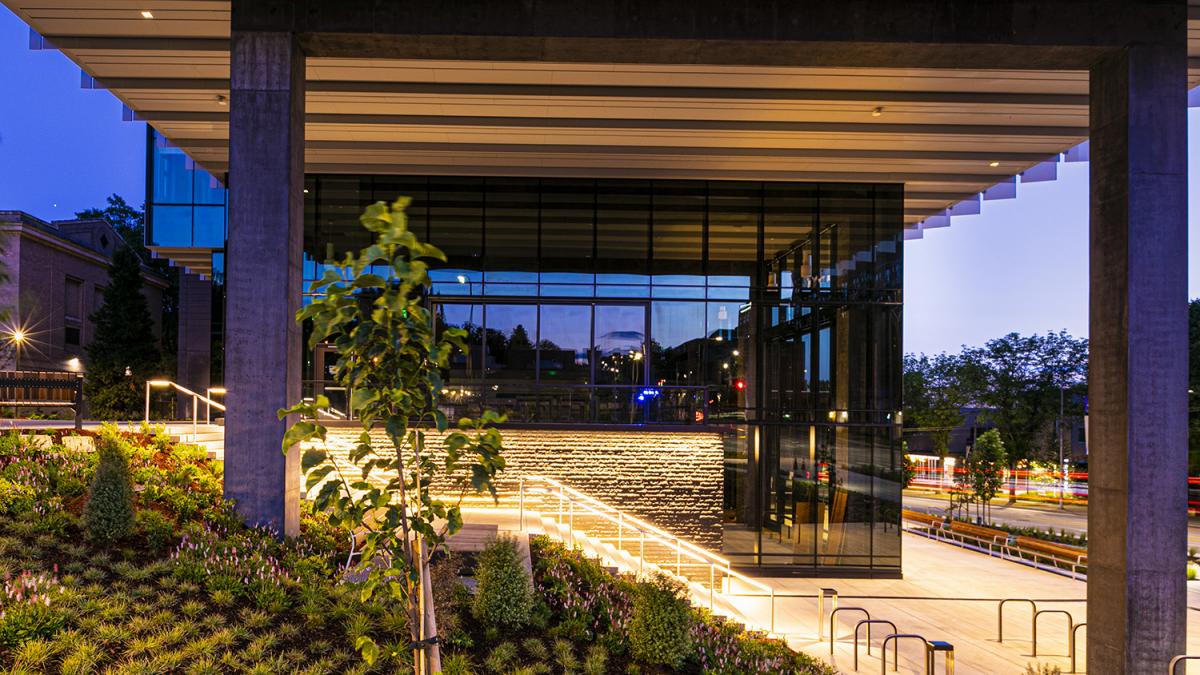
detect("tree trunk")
[421,551,442,673]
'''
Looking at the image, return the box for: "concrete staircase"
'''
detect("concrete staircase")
[164,423,225,459]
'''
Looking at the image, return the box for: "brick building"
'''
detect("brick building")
[0,211,168,372]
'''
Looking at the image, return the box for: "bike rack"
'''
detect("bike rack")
[881,634,931,674]
[1069,622,1087,673]
[829,607,871,654]
[854,619,899,671]
[817,587,839,639]
[927,640,955,675]
[1170,655,1200,675]
[1032,608,1073,657]
[997,598,1038,643]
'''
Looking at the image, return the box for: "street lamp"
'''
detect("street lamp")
[9,328,26,371]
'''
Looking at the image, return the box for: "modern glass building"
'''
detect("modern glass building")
[148,140,904,575]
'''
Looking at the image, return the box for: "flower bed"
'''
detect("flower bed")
[0,427,835,674]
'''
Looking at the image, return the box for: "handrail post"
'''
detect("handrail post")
[558,486,564,526]
[617,512,623,550]
[708,564,714,610]
[192,395,198,436]
[518,477,525,530]
[569,499,575,547]
[1069,622,1086,673]
[144,380,151,423]
[676,539,682,577]
[770,586,776,634]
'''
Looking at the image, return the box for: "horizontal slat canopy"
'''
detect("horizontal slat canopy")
[8,0,1200,237]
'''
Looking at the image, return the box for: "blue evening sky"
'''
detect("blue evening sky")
[2,6,1198,356]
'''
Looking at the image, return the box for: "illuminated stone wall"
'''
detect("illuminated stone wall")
[317,427,725,548]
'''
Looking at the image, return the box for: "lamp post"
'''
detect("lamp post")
[10,328,25,372]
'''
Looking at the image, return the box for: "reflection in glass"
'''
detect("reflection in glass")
[594,305,646,386]
[538,305,591,383]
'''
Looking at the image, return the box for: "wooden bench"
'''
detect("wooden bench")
[0,370,83,429]
[1015,536,1088,565]
[901,509,944,528]
[948,520,1008,542]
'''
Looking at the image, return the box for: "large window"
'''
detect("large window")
[296,174,903,576]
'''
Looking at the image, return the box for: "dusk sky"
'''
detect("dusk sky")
[2,6,1199,357]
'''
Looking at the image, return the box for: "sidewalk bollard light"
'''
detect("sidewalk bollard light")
[927,641,954,675]
[817,588,838,640]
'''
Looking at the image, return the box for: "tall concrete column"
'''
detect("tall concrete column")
[225,31,304,537]
[1087,40,1187,674]
[176,272,211,417]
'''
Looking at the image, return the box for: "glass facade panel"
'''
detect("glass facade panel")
[149,146,904,575]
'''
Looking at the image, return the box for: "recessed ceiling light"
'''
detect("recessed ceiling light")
[871,106,884,117]
[989,160,1000,167]
[140,10,154,18]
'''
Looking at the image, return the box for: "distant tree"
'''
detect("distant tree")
[77,195,177,384]
[903,352,971,462]
[968,429,1008,521]
[959,331,1087,499]
[76,194,147,259]
[509,324,533,350]
[86,245,162,419]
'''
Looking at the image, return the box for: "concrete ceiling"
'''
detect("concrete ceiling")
[8,0,1200,234]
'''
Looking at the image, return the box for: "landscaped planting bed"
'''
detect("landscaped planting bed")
[0,427,833,674]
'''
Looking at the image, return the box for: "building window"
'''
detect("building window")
[64,326,80,347]
[64,277,82,322]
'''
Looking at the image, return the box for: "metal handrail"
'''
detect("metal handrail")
[1032,609,1073,657]
[855,619,899,671]
[519,475,778,634]
[144,379,226,435]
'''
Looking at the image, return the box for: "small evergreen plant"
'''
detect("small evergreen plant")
[83,427,136,543]
[472,536,532,630]
[628,574,694,668]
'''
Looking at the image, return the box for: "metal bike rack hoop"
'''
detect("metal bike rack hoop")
[997,598,1038,643]
[1032,608,1073,657]
[829,606,871,654]
[854,619,899,671]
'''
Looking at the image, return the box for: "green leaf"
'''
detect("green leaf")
[281,420,324,454]
[356,636,379,666]
[301,447,328,472]
[305,465,334,491]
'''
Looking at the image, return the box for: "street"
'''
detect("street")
[904,492,1200,550]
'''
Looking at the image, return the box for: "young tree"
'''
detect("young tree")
[968,429,1008,521]
[76,194,147,259]
[282,198,506,675]
[86,244,162,419]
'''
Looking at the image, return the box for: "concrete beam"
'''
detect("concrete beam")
[1087,37,1188,674]
[224,31,304,537]
[231,0,1173,68]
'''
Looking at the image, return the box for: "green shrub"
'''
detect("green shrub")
[628,574,694,668]
[136,509,176,552]
[483,641,518,673]
[582,643,608,675]
[0,572,67,651]
[441,653,476,675]
[0,477,35,515]
[472,536,533,630]
[83,430,136,543]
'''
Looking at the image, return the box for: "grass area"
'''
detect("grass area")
[0,427,832,674]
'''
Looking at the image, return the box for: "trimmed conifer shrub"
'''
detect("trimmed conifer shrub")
[84,429,135,543]
[472,536,532,630]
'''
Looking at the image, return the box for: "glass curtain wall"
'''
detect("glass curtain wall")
[300,175,903,575]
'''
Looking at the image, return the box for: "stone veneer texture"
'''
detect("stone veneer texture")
[315,428,724,548]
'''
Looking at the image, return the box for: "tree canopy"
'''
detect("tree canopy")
[85,244,161,419]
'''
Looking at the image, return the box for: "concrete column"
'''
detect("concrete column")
[225,31,304,537]
[1087,40,1187,674]
[176,273,211,418]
